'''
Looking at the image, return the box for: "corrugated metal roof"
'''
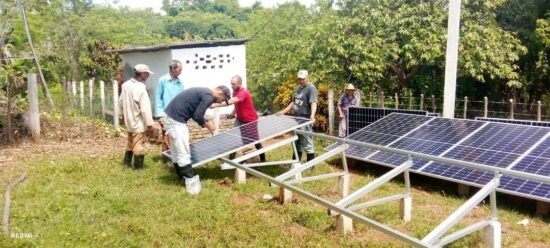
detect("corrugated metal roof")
[109,38,251,54]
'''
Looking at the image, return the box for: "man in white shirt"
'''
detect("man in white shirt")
[119,64,157,169]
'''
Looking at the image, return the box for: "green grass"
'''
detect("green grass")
[1,140,549,247]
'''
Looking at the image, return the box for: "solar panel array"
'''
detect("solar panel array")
[347,107,434,135]
[164,115,311,167]
[332,113,550,202]
[475,117,550,127]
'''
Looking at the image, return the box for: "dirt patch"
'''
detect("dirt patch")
[230,193,255,206]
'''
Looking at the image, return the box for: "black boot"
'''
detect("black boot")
[180,163,195,178]
[292,151,303,161]
[307,153,315,162]
[173,163,184,181]
[133,155,145,170]
[123,151,133,168]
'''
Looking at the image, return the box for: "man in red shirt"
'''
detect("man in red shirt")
[212,75,266,162]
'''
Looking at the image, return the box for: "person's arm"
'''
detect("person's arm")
[210,96,241,108]
[154,79,164,118]
[277,102,294,115]
[192,96,214,128]
[337,95,344,118]
[310,102,317,122]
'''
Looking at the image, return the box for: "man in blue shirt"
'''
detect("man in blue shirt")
[155,60,184,160]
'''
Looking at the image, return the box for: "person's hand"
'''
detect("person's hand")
[159,117,165,125]
[339,113,344,119]
[227,113,235,119]
[275,111,284,116]
[204,120,216,133]
[310,115,316,123]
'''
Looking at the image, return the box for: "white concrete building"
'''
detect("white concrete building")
[113,39,250,116]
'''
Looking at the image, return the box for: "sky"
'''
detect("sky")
[93,0,317,13]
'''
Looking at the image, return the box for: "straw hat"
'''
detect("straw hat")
[345,84,356,90]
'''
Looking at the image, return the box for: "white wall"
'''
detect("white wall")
[171,44,247,116]
[121,44,247,117]
[120,50,172,111]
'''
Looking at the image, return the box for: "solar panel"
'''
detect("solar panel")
[336,113,550,202]
[475,117,550,127]
[347,107,433,135]
[164,115,311,167]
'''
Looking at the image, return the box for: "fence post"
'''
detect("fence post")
[80,80,84,111]
[509,99,514,119]
[394,93,399,110]
[463,96,468,119]
[113,80,119,130]
[380,91,385,108]
[420,94,424,111]
[537,101,542,122]
[484,97,488,118]
[100,80,105,119]
[431,95,436,113]
[89,78,94,115]
[27,73,40,143]
[354,89,362,107]
[408,92,412,110]
[369,92,373,108]
[6,77,13,143]
[71,80,76,96]
[328,89,334,136]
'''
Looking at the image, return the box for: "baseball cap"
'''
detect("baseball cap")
[134,64,154,74]
[217,85,231,105]
[297,70,308,79]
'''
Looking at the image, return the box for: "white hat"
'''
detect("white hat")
[134,64,154,74]
[345,84,356,90]
[297,70,308,79]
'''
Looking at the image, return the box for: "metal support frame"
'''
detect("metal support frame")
[276,144,348,181]
[220,135,299,170]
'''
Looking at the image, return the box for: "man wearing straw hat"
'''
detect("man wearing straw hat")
[337,84,359,137]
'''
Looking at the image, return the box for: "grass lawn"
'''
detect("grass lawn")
[1,136,549,247]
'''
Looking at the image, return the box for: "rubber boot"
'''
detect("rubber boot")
[180,164,195,178]
[292,151,303,161]
[173,163,183,180]
[133,155,145,170]
[306,153,315,162]
[123,150,133,168]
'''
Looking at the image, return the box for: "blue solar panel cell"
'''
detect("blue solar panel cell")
[512,156,550,176]
[190,133,255,164]
[227,115,310,141]
[528,137,550,159]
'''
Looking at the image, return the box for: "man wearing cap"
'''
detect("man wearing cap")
[211,75,266,162]
[164,85,231,195]
[277,70,318,162]
[120,64,157,169]
[338,84,359,137]
[155,60,184,163]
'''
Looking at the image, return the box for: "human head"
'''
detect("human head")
[297,69,309,86]
[168,59,182,78]
[214,85,231,105]
[230,75,243,91]
[344,83,355,96]
[134,64,154,82]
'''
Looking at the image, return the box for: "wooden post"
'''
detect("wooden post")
[89,78,94,115]
[509,99,514,119]
[6,78,13,143]
[100,80,105,119]
[484,97,488,118]
[463,96,468,119]
[61,77,67,118]
[420,94,424,111]
[431,95,436,113]
[328,89,334,136]
[408,92,413,110]
[368,92,373,108]
[336,174,352,234]
[279,187,293,205]
[113,80,119,130]
[71,80,76,96]
[27,73,40,143]
[213,108,221,135]
[379,91,385,108]
[80,80,84,111]
[394,93,399,110]
[354,89,362,107]
[537,101,542,122]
